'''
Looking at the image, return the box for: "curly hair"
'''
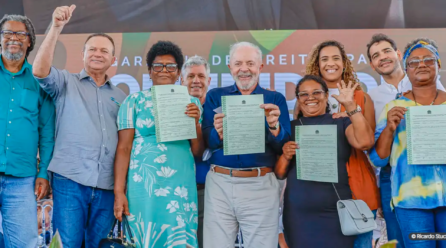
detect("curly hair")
[0,14,36,58]
[305,40,360,89]
[146,40,184,70]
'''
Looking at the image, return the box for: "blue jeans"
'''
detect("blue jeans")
[52,173,114,248]
[380,166,405,248]
[353,210,377,248]
[0,175,37,248]
[395,207,446,248]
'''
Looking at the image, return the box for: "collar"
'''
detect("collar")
[0,54,32,75]
[229,82,263,94]
[381,74,409,92]
[80,69,111,86]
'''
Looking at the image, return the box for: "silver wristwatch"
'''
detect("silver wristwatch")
[346,105,362,117]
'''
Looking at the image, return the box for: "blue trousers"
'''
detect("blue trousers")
[52,173,115,248]
[0,175,37,248]
[380,165,405,248]
[395,207,446,248]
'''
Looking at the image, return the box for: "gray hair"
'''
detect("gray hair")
[0,14,36,58]
[229,41,262,63]
[181,55,210,78]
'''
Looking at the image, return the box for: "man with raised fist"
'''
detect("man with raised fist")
[32,5,126,248]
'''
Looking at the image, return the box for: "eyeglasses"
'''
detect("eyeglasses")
[297,90,326,101]
[1,30,29,40]
[407,57,437,69]
[151,63,178,72]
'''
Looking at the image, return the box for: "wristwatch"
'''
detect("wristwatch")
[269,121,280,130]
[346,105,362,117]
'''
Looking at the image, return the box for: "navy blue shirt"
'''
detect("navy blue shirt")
[195,155,210,184]
[202,83,291,168]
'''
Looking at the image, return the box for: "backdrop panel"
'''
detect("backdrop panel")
[28,29,446,114]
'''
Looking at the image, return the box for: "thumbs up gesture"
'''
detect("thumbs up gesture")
[52,5,76,28]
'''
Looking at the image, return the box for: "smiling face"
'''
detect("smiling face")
[150,54,181,85]
[298,80,329,117]
[318,46,344,84]
[369,41,402,76]
[181,64,210,99]
[406,48,440,87]
[1,21,30,61]
[228,46,263,91]
[82,36,115,73]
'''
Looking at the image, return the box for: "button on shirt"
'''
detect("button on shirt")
[35,67,126,190]
[0,55,55,179]
[368,75,445,123]
[202,83,291,168]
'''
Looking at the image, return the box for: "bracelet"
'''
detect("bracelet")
[269,122,280,130]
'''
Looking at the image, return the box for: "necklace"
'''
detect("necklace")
[298,115,327,126]
[412,90,438,106]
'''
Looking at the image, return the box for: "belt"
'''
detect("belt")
[197,184,205,190]
[212,165,273,178]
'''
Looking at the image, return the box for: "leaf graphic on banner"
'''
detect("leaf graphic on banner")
[250,30,295,51]
[49,230,63,248]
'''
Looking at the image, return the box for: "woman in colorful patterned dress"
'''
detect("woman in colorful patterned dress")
[371,38,446,248]
[113,41,204,248]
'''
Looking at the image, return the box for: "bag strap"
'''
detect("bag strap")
[107,218,118,238]
[117,219,122,238]
[107,217,135,245]
[332,183,341,200]
[121,215,136,245]
[332,183,358,200]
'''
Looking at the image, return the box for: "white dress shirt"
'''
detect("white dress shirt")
[368,75,445,123]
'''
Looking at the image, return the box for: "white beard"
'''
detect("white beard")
[232,73,258,90]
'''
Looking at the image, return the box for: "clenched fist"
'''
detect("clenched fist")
[52,5,76,28]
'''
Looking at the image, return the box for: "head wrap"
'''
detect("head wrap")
[403,40,441,70]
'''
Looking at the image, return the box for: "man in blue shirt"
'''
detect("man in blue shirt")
[181,55,211,248]
[0,15,55,247]
[202,42,291,248]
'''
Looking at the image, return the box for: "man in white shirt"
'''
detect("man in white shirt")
[367,34,444,123]
[366,34,444,248]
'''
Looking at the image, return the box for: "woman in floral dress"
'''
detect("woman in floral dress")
[113,41,204,248]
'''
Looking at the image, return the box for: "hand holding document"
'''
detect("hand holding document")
[406,105,446,165]
[295,125,338,183]
[152,85,197,143]
[222,95,265,155]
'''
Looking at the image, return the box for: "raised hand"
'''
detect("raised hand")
[260,104,281,128]
[282,141,299,161]
[52,5,76,28]
[331,80,358,107]
[186,103,200,125]
[386,106,407,132]
[213,113,225,140]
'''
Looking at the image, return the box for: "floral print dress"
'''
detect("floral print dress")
[117,89,201,248]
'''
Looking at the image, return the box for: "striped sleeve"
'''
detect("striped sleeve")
[117,92,139,130]
[369,101,393,167]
